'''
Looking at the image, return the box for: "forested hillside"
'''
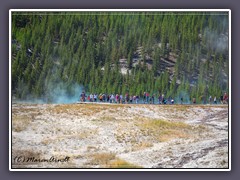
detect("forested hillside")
[11,11,229,103]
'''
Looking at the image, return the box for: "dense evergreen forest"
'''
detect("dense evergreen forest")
[11,11,229,103]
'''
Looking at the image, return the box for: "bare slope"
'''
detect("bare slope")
[11,103,229,169]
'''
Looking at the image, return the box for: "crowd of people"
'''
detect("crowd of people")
[79,91,229,105]
[79,91,172,104]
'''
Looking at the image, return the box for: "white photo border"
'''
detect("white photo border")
[9,9,231,171]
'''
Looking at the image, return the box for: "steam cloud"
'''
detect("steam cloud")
[14,81,84,104]
[44,82,84,104]
[204,28,228,52]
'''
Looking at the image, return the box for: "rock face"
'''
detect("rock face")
[11,103,229,169]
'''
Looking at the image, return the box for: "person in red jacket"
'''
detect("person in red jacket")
[223,92,228,104]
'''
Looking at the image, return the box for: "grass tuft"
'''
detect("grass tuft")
[12,115,32,132]
[137,118,193,142]
[85,153,116,167]
[108,159,142,168]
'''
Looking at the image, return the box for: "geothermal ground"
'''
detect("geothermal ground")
[11,103,229,169]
